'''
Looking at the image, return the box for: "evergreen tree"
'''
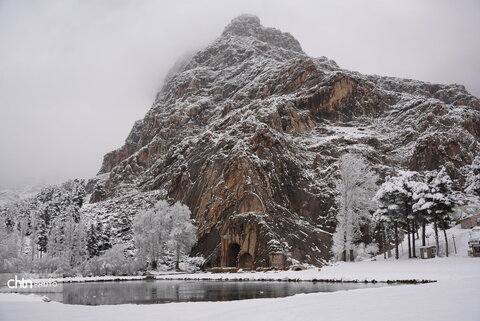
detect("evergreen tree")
[425,167,456,257]
[86,223,99,258]
[96,222,112,253]
[465,156,480,196]
[375,173,410,259]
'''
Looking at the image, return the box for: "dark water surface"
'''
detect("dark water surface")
[36,280,392,305]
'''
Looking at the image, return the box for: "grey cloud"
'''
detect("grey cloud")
[0,0,478,187]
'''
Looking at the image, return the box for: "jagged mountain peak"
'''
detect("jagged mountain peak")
[227,14,261,27]
[182,15,304,72]
[221,14,303,53]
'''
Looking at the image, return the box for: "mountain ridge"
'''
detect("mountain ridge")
[87,15,480,267]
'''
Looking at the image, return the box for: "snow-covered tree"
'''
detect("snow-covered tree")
[332,154,378,262]
[46,205,87,273]
[423,168,456,256]
[376,168,456,259]
[86,223,99,258]
[375,171,428,259]
[465,156,480,196]
[0,221,21,272]
[133,200,197,270]
[374,177,405,260]
[410,178,431,247]
[168,202,197,269]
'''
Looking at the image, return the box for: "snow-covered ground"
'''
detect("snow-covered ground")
[0,225,478,321]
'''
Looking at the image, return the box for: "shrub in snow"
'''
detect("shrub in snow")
[354,243,379,262]
[179,256,207,272]
[81,244,142,276]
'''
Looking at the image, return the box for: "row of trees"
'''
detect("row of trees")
[374,168,456,259]
[332,154,479,262]
[0,180,89,272]
[0,180,198,275]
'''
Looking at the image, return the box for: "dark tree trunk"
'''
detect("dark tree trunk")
[175,245,181,270]
[433,218,440,256]
[443,227,449,257]
[394,221,399,260]
[382,228,387,259]
[349,249,354,262]
[407,221,412,258]
[422,220,426,246]
[412,220,417,258]
[342,250,347,262]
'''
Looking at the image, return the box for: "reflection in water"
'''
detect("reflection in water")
[39,280,392,305]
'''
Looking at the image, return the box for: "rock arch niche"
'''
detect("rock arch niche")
[226,243,241,267]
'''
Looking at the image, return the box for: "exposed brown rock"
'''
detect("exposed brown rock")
[88,15,480,268]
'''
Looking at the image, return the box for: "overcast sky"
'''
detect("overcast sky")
[0,0,479,188]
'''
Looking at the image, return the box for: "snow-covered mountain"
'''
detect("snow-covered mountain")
[0,182,48,207]
[85,15,480,267]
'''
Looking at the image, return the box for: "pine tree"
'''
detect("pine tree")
[465,156,480,196]
[375,174,409,259]
[86,223,99,258]
[425,167,456,257]
[96,222,112,253]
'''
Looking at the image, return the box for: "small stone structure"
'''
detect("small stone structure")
[468,240,480,257]
[468,227,480,257]
[419,246,436,259]
[459,214,480,229]
[268,253,287,269]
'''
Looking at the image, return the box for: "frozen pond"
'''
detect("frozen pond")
[31,280,394,305]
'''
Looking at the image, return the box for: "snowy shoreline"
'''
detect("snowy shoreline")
[1,256,478,321]
[0,226,478,321]
[23,270,437,285]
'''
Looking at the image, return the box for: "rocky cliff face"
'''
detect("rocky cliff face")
[87,14,480,267]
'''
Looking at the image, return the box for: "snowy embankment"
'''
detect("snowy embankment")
[0,226,478,321]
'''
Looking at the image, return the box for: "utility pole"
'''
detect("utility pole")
[452,234,457,254]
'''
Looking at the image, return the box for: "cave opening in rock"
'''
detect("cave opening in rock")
[226,243,241,267]
[239,252,254,269]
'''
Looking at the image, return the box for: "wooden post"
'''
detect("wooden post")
[394,222,399,259]
[422,220,426,246]
[407,221,412,258]
[412,220,417,258]
[452,235,457,254]
[382,229,387,260]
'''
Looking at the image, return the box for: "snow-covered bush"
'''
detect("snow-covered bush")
[81,244,141,276]
[354,243,379,261]
[179,256,206,272]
